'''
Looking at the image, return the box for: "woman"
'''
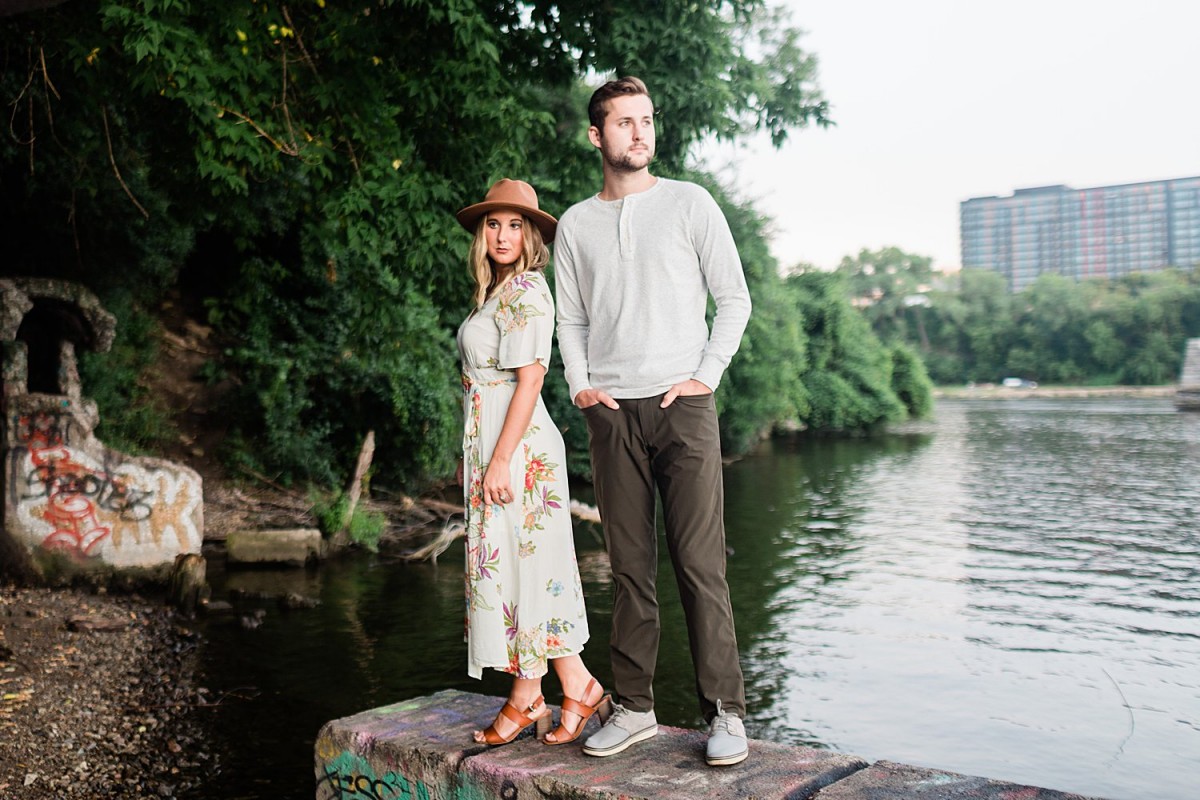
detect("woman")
[455,179,609,746]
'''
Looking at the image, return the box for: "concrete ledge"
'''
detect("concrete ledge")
[226,528,323,566]
[315,691,478,799]
[812,760,1099,799]
[315,691,1108,800]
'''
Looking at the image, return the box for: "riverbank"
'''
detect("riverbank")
[2,386,1180,796]
[934,383,1175,399]
[0,478,457,800]
[0,586,213,799]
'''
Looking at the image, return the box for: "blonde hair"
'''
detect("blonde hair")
[469,212,551,308]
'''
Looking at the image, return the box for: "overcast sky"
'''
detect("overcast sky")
[700,0,1200,271]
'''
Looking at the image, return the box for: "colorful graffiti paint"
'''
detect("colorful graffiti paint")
[16,410,112,556]
[7,407,202,567]
[1,278,201,576]
[316,750,433,800]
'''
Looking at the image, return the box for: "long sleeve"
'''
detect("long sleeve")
[551,180,750,399]
[691,191,752,391]
[553,220,593,402]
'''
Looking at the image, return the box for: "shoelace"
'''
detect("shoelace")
[608,703,632,723]
[711,714,738,734]
[711,699,739,733]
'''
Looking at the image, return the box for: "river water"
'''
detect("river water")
[194,397,1200,799]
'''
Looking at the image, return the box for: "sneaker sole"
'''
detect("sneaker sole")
[705,747,748,767]
[581,725,658,758]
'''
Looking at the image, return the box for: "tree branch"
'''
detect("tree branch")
[210,102,301,156]
[100,104,150,219]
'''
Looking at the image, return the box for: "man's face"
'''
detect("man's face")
[590,93,656,173]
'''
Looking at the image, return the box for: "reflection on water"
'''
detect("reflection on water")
[194,398,1200,800]
[726,398,1200,800]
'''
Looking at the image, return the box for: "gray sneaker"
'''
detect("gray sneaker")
[705,700,748,766]
[581,703,658,757]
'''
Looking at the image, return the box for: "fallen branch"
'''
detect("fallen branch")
[421,498,465,516]
[236,466,302,497]
[399,500,601,562]
[331,430,374,549]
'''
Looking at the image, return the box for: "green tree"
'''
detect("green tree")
[954,269,1015,381]
[705,175,810,452]
[1106,270,1200,384]
[882,264,1200,388]
[3,0,839,486]
[836,247,935,344]
[788,270,907,431]
[888,342,933,418]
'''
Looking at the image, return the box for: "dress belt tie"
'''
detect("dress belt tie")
[462,375,516,391]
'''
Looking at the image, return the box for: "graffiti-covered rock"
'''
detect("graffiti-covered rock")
[1,279,203,583]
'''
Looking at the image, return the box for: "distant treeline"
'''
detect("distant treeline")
[836,247,1200,387]
[2,1,931,489]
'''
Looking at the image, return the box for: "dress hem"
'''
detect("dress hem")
[467,643,589,681]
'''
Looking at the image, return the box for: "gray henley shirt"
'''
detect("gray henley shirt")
[554,177,752,400]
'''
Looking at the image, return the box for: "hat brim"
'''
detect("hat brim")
[455,201,558,244]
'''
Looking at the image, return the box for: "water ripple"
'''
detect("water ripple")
[725,397,1200,800]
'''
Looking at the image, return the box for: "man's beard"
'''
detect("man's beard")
[603,142,653,173]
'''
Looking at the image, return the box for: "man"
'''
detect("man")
[554,76,752,766]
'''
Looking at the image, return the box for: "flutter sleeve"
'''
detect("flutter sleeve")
[494,272,554,371]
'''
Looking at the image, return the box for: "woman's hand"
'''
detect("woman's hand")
[482,455,515,506]
[480,362,542,507]
[455,458,464,486]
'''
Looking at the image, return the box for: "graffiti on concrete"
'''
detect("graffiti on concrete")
[19,411,155,520]
[1,277,203,577]
[315,749,433,800]
[7,408,201,564]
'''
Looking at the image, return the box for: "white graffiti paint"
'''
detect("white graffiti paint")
[7,407,202,568]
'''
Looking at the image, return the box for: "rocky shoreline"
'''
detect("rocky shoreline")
[0,477,452,800]
[0,586,214,799]
[5,381,1174,799]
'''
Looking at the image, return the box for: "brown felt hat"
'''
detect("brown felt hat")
[456,178,558,243]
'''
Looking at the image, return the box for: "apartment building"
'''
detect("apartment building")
[960,176,1200,291]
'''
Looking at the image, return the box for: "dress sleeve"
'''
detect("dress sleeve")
[494,272,554,371]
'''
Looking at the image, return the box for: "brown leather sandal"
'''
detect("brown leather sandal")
[476,695,551,746]
[545,678,613,746]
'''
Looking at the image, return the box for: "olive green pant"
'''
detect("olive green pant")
[582,393,746,722]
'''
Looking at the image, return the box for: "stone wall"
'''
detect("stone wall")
[1,278,203,582]
[5,395,203,571]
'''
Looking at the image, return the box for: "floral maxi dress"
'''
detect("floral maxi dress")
[457,271,589,680]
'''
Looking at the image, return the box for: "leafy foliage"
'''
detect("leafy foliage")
[2,0,920,493]
[3,0,551,485]
[888,342,933,418]
[836,247,935,345]
[788,270,909,430]
[311,489,386,552]
[76,293,176,454]
[704,174,811,451]
[840,246,1200,387]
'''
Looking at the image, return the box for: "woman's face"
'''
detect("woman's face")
[485,210,525,267]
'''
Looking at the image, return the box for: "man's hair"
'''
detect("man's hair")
[588,76,652,130]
